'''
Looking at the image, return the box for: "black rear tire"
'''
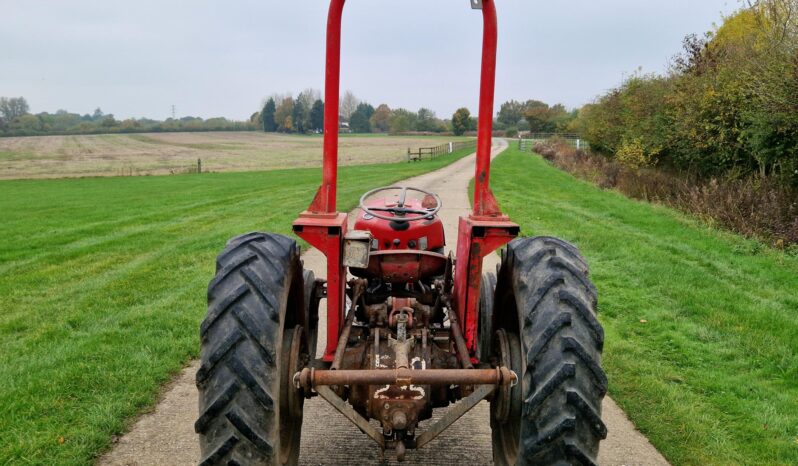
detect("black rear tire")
[196,232,308,466]
[490,237,607,466]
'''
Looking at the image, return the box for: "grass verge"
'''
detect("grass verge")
[490,147,798,465]
[0,148,473,465]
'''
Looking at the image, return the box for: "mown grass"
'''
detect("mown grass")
[0,148,473,465]
[490,147,798,465]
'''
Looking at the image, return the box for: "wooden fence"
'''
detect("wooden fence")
[518,135,589,152]
[407,139,477,162]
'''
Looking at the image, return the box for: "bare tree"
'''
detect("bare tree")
[296,89,321,131]
[747,0,798,46]
[0,97,30,121]
[298,88,321,110]
[340,90,360,121]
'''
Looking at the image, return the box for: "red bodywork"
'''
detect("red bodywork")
[351,197,447,283]
[293,0,517,362]
[354,198,445,252]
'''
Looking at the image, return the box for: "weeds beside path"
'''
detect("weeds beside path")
[531,139,798,248]
[492,147,798,465]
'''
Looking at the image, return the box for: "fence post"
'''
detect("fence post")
[197,158,202,174]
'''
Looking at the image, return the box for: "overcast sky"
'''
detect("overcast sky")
[1,0,738,121]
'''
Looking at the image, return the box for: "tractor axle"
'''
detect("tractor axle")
[295,366,517,391]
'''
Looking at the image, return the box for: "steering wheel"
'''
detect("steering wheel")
[359,186,442,222]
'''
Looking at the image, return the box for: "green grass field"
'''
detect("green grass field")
[0,148,473,465]
[490,147,798,465]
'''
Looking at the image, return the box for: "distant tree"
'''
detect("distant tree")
[274,97,294,132]
[370,104,392,133]
[452,107,471,136]
[523,100,553,133]
[497,100,526,127]
[310,99,325,132]
[340,90,359,120]
[523,101,571,133]
[249,111,261,126]
[262,98,277,132]
[296,89,319,132]
[470,115,478,131]
[0,97,30,122]
[389,108,418,134]
[548,104,573,132]
[10,113,41,133]
[101,115,118,128]
[349,102,375,133]
[92,107,104,120]
[292,96,308,133]
[416,108,439,132]
[120,118,140,131]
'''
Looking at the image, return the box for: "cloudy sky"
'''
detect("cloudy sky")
[1,0,737,121]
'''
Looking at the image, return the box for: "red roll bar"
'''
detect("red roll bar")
[318,0,345,214]
[307,0,501,215]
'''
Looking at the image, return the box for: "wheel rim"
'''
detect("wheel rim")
[303,271,320,360]
[279,325,307,464]
[477,273,496,363]
[490,329,523,465]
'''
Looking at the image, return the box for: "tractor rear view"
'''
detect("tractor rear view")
[195,1,606,464]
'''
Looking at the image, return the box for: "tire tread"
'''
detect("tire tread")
[494,236,606,465]
[196,232,299,465]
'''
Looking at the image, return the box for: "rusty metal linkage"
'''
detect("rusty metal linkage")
[415,384,495,449]
[445,302,474,370]
[331,278,365,370]
[315,385,385,448]
[296,367,515,391]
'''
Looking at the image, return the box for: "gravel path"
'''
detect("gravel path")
[100,140,670,466]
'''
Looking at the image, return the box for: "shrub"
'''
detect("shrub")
[533,140,798,246]
[616,138,657,169]
[573,2,798,188]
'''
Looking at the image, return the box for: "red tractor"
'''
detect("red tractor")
[195,1,606,464]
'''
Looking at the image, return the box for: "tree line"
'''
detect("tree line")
[257,89,578,138]
[258,89,459,135]
[0,97,257,137]
[1,91,578,139]
[494,99,576,135]
[572,0,798,187]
